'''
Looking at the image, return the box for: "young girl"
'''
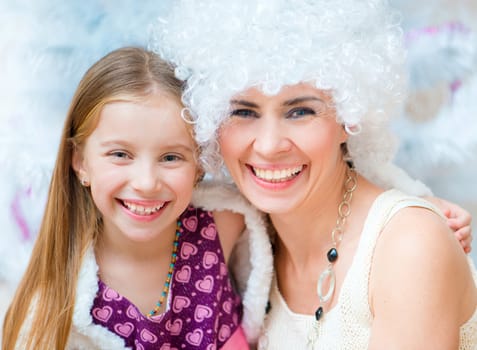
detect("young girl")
[1,47,271,349]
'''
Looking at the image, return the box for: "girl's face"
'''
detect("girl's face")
[73,91,198,243]
[218,83,348,215]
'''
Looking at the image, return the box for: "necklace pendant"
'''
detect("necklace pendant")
[307,322,319,349]
[315,306,323,321]
[317,266,336,303]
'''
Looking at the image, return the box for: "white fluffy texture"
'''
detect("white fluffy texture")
[68,247,131,350]
[0,0,171,286]
[191,182,273,344]
[150,0,408,184]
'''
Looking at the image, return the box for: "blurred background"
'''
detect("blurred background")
[0,0,476,340]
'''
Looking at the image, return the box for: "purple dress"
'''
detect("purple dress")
[90,206,243,349]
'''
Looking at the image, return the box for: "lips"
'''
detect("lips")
[251,165,303,183]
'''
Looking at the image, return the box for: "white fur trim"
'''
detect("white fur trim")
[356,161,433,196]
[70,247,131,349]
[192,181,273,344]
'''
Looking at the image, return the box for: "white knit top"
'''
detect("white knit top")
[257,190,477,350]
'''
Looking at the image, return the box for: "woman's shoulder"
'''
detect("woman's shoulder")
[373,189,463,271]
[369,190,476,340]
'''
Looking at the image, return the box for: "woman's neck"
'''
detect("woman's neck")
[270,168,349,271]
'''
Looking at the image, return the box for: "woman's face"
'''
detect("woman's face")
[218,83,348,214]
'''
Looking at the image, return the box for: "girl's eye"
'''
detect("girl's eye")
[110,151,130,159]
[288,107,316,119]
[162,154,182,162]
[230,108,258,118]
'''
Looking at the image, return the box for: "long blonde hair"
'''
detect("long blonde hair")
[2,47,183,349]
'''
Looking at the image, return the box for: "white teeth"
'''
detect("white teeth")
[122,201,165,216]
[253,166,303,182]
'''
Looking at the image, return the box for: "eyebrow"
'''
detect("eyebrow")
[230,96,324,108]
[99,140,195,152]
[282,96,324,106]
[229,99,259,108]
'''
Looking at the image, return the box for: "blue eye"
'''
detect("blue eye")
[162,154,182,162]
[288,107,315,119]
[230,109,257,118]
[110,151,130,159]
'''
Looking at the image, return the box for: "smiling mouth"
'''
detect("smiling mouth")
[120,200,166,216]
[251,165,304,183]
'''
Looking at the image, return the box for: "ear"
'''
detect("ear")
[72,144,88,181]
[195,166,205,186]
[339,125,349,144]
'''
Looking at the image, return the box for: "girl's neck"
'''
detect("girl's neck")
[95,220,178,265]
[94,219,180,315]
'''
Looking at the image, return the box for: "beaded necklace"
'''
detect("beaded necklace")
[147,220,182,318]
[257,167,357,350]
[307,167,357,347]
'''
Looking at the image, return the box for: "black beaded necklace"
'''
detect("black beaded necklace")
[258,167,357,350]
[307,167,357,346]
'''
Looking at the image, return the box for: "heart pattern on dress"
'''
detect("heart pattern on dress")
[90,207,242,349]
[114,322,134,337]
[186,328,204,346]
[195,275,214,293]
[203,251,219,269]
[92,305,113,323]
[194,304,213,322]
[180,242,198,259]
[200,223,217,240]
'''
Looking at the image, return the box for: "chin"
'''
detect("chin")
[247,197,296,216]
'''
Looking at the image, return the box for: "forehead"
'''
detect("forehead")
[88,92,195,146]
[231,82,332,103]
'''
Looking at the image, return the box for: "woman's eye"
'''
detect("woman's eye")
[288,107,316,119]
[230,109,257,118]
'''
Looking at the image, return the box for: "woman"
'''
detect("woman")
[152,0,477,348]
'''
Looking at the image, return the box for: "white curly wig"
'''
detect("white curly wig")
[150,0,431,193]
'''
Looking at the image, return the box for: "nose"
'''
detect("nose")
[252,117,292,156]
[130,160,161,194]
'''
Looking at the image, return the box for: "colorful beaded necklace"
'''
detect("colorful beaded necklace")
[147,220,182,318]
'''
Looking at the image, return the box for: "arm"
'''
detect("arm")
[424,196,472,253]
[213,210,245,262]
[369,207,477,349]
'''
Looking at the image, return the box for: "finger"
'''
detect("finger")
[442,208,452,219]
[447,214,472,230]
[455,227,472,251]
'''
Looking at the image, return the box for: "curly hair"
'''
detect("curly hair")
[151,0,408,184]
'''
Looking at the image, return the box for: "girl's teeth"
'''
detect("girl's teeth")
[123,201,164,216]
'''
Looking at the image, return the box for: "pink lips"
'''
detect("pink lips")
[248,164,305,190]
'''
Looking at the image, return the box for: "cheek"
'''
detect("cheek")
[168,166,198,189]
[299,126,343,158]
[218,124,246,162]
